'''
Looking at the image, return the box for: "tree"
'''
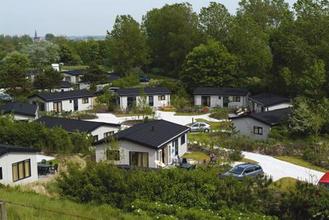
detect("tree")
[22,41,60,69]
[45,33,56,41]
[82,64,108,85]
[289,97,326,137]
[180,40,238,90]
[33,68,63,90]
[107,15,149,75]
[59,43,81,65]
[143,3,203,76]
[199,2,232,42]
[76,40,100,65]
[0,51,30,91]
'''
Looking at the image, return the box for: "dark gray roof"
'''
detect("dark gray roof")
[62,70,83,76]
[36,116,120,133]
[96,120,189,149]
[0,143,39,157]
[29,89,95,102]
[107,73,121,82]
[0,102,38,117]
[249,93,290,107]
[117,87,170,96]
[193,87,249,96]
[231,108,292,126]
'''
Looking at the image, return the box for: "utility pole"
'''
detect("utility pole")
[0,201,7,220]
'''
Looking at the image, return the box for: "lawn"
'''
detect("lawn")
[0,187,148,220]
[270,177,298,192]
[183,151,210,162]
[275,156,328,172]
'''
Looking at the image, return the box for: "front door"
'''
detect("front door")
[53,101,62,113]
[223,96,229,107]
[127,97,136,109]
[74,99,78,111]
[201,96,211,107]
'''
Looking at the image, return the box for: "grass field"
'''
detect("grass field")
[0,187,149,220]
[183,151,210,162]
[270,177,298,192]
[275,156,328,172]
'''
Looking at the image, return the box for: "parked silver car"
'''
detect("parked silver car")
[220,163,264,180]
[189,122,211,132]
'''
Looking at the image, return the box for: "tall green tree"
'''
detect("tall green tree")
[199,2,232,42]
[0,51,30,91]
[22,41,60,69]
[33,68,63,90]
[180,40,238,90]
[107,15,149,75]
[143,3,203,76]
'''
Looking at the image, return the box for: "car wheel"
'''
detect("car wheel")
[204,129,209,133]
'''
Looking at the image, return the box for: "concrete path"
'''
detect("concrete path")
[88,110,220,126]
[242,151,325,184]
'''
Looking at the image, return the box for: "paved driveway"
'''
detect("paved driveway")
[243,151,325,184]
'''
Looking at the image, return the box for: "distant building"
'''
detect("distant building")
[0,102,38,121]
[193,87,249,109]
[33,30,41,42]
[230,108,292,140]
[28,90,96,112]
[248,93,292,113]
[117,87,171,111]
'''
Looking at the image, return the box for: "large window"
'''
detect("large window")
[82,98,89,104]
[12,159,31,182]
[232,96,241,102]
[181,134,186,145]
[253,126,263,135]
[53,101,62,112]
[158,95,165,101]
[106,150,120,161]
[129,152,149,168]
[0,167,2,180]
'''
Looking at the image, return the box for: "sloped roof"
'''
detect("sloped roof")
[0,143,39,157]
[231,108,292,126]
[249,93,290,107]
[193,87,249,96]
[0,102,38,117]
[319,173,329,184]
[36,116,120,133]
[117,87,170,96]
[29,89,95,102]
[62,70,84,76]
[96,120,189,149]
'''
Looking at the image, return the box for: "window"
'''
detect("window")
[82,98,89,104]
[106,150,120,161]
[172,139,179,156]
[69,100,73,103]
[232,96,241,102]
[53,101,62,112]
[218,96,222,99]
[104,131,114,138]
[12,159,31,182]
[129,152,149,167]
[158,95,165,101]
[253,126,263,135]
[93,135,99,142]
[0,167,2,180]
[149,96,154,106]
[181,134,186,145]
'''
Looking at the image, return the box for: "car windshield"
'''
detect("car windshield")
[230,166,245,175]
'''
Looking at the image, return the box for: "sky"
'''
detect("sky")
[0,0,297,37]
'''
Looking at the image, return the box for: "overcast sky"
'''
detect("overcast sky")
[0,0,297,36]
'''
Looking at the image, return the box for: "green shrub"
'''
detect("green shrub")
[209,108,229,119]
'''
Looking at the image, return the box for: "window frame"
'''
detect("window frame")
[181,134,186,145]
[82,98,89,104]
[12,159,31,182]
[232,96,241,102]
[106,149,120,161]
[104,131,114,138]
[253,126,263,135]
[158,95,166,101]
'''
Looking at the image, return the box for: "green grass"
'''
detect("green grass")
[275,156,328,172]
[195,119,222,130]
[270,177,298,192]
[0,187,148,220]
[183,151,210,162]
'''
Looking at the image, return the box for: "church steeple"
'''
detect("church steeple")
[33,30,40,41]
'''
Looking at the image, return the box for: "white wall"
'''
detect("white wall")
[29,96,95,112]
[232,117,271,140]
[63,74,81,84]
[12,114,37,122]
[90,125,120,141]
[194,95,248,108]
[119,94,170,111]
[0,152,38,185]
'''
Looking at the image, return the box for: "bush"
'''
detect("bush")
[112,73,139,88]
[209,108,229,119]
